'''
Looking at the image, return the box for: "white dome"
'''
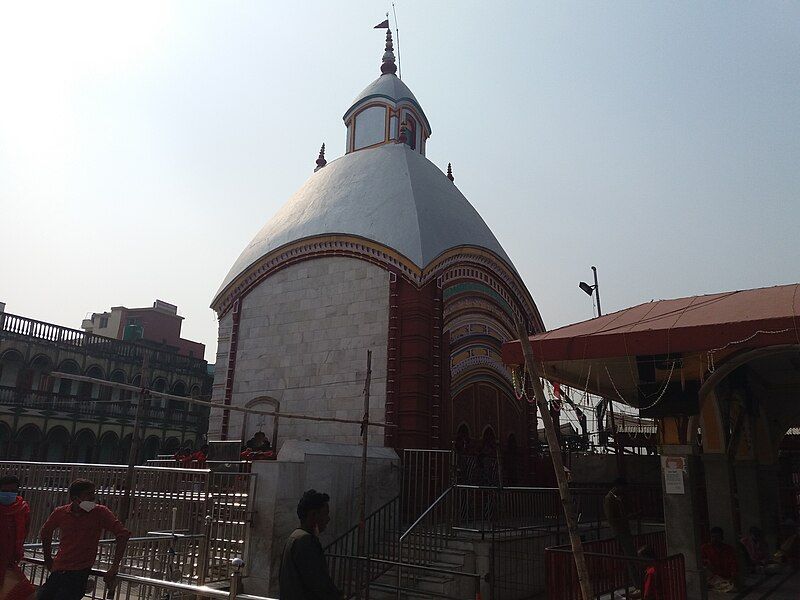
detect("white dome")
[215,143,515,298]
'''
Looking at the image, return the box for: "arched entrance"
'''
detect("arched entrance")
[44,427,70,461]
[98,432,119,464]
[70,429,96,462]
[0,423,11,459]
[241,397,280,450]
[142,436,161,461]
[14,425,43,460]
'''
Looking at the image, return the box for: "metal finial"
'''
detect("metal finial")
[314,143,327,172]
[381,29,397,75]
[446,163,454,182]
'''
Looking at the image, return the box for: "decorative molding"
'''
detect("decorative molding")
[212,236,542,332]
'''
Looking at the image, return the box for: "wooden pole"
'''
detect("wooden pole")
[515,321,593,600]
[119,352,149,523]
[50,372,391,429]
[357,350,372,599]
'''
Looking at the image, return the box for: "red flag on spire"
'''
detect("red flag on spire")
[374,19,389,29]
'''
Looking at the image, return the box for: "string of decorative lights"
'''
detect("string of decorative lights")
[605,359,676,412]
[705,328,793,373]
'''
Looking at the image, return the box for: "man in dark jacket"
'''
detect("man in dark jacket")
[279,489,342,600]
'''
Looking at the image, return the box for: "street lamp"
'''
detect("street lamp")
[579,266,602,317]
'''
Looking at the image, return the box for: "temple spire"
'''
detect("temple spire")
[447,163,454,182]
[314,143,326,172]
[380,29,397,76]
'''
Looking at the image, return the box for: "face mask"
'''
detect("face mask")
[79,501,97,512]
[0,492,17,505]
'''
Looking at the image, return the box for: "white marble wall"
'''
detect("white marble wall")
[246,441,400,596]
[210,256,390,446]
[208,311,233,437]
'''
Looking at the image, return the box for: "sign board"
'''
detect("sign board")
[662,456,686,495]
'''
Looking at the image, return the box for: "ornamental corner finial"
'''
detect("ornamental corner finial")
[314,143,327,172]
[380,29,397,75]
[446,163,454,182]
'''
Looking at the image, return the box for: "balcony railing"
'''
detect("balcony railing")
[0,312,207,376]
[0,385,199,426]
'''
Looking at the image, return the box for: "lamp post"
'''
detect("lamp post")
[579,266,602,317]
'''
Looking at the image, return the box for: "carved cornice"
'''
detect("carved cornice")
[212,235,544,332]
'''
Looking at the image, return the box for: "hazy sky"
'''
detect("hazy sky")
[2,1,798,362]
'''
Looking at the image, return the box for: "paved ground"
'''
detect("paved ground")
[709,568,800,600]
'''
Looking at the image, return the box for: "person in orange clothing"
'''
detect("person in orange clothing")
[701,527,738,593]
[0,474,35,600]
[39,479,131,600]
[637,545,664,600]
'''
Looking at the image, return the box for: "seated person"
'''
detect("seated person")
[774,520,799,565]
[701,527,738,593]
[638,545,662,600]
[174,444,193,463]
[241,432,275,460]
[740,526,770,571]
[190,444,209,464]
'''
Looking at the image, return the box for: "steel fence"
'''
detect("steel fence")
[20,556,277,600]
[545,531,685,600]
[1,460,255,584]
[325,496,401,595]
[400,449,454,523]
[25,534,206,583]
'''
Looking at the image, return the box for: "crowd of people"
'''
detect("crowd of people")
[603,477,800,598]
[0,475,130,600]
[171,432,276,466]
[700,522,800,593]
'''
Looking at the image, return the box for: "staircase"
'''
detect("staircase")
[366,534,479,600]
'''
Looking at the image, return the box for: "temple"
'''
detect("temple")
[209,30,543,473]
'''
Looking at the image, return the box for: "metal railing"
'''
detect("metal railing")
[0,312,207,376]
[545,531,685,600]
[1,460,255,584]
[325,496,401,594]
[20,556,277,600]
[395,484,665,599]
[147,459,255,472]
[400,449,454,523]
[25,533,207,583]
[0,385,198,426]
[326,553,481,600]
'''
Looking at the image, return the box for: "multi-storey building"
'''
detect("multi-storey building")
[82,299,205,358]
[0,306,212,463]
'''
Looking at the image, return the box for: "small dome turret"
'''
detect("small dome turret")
[343,30,431,156]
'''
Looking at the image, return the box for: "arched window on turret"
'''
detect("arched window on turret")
[403,114,417,150]
[353,105,387,150]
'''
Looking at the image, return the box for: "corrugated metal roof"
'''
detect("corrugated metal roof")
[504,283,800,364]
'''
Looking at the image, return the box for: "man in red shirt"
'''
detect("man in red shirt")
[0,474,34,600]
[39,479,131,600]
[700,526,738,592]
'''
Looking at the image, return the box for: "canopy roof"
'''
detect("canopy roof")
[502,283,800,413]
[503,283,800,365]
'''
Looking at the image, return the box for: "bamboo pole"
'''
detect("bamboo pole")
[119,353,149,522]
[49,372,391,429]
[357,350,372,599]
[514,321,593,600]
